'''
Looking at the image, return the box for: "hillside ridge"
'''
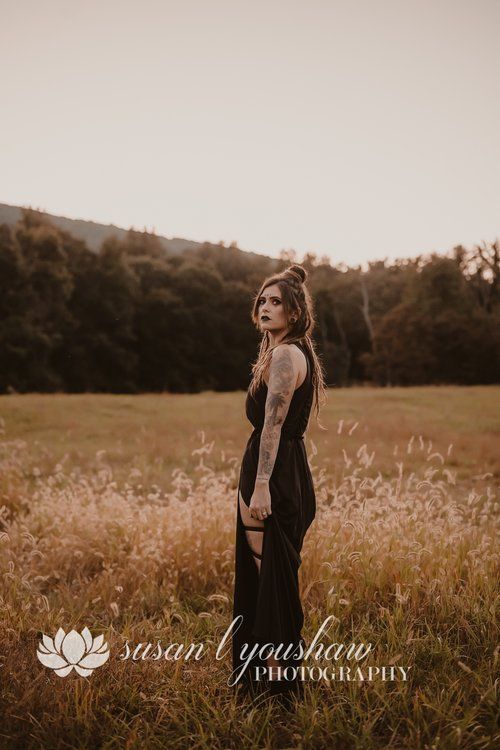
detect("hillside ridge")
[0,202,203,254]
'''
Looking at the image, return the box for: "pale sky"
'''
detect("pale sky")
[1,0,499,267]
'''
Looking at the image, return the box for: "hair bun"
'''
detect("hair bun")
[287,264,307,284]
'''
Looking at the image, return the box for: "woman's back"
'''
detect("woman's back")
[245,340,314,440]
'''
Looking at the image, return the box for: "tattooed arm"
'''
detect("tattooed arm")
[249,344,300,520]
[255,344,298,484]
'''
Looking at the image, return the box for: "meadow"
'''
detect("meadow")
[0,387,498,749]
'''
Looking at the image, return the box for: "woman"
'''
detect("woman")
[232,264,327,704]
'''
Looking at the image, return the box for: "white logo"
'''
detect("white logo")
[36,627,110,677]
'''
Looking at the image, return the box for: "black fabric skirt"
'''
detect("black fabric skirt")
[231,428,316,696]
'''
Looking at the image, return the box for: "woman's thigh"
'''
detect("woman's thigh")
[238,490,264,571]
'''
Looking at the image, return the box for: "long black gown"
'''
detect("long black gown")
[231,340,316,697]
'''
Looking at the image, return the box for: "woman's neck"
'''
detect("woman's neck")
[268,329,292,347]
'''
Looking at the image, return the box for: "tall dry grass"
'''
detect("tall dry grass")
[0,415,498,749]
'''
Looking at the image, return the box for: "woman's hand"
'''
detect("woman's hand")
[249,479,272,521]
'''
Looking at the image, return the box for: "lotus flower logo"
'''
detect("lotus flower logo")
[37,627,110,677]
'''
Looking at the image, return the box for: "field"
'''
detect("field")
[0,387,498,749]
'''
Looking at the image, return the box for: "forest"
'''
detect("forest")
[0,208,498,393]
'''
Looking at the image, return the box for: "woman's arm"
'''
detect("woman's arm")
[255,345,297,483]
[249,345,299,520]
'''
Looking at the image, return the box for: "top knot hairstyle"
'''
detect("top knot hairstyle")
[286,264,307,284]
[248,264,327,425]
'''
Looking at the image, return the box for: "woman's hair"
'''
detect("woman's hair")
[248,264,328,426]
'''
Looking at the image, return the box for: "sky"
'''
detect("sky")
[1,0,499,268]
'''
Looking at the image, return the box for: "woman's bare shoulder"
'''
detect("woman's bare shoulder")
[273,342,306,367]
[268,343,306,387]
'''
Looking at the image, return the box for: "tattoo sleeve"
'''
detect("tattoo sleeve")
[255,345,296,483]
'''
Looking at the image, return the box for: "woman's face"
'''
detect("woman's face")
[257,284,290,334]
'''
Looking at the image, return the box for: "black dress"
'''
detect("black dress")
[231,340,316,697]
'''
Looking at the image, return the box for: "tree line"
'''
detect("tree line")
[0,209,498,393]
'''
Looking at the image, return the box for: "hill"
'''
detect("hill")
[0,202,203,254]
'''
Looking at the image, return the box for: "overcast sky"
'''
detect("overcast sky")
[1,0,499,267]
